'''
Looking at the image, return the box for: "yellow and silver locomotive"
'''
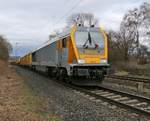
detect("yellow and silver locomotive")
[18,25,109,85]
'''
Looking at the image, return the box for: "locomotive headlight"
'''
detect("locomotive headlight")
[100,59,107,64]
[78,59,85,64]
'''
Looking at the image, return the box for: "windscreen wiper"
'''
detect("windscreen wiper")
[83,32,92,48]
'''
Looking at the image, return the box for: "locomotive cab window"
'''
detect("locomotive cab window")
[62,38,67,48]
[75,27,105,55]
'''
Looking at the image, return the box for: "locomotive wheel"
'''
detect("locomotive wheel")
[57,69,67,81]
[65,76,72,84]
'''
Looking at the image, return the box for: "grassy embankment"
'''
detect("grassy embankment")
[0,60,60,121]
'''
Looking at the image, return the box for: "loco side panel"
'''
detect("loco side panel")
[31,42,60,72]
[32,42,57,66]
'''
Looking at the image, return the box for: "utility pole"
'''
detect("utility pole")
[15,42,19,57]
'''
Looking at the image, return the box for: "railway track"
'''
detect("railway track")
[69,84,150,116]
[19,66,150,116]
[106,75,150,83]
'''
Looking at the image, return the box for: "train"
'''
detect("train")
[14,25,109,85]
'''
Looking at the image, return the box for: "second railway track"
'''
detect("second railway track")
[67,84,150,116]
[106,75,150,83]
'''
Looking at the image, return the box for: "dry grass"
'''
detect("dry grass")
[111,61,150,77]
[0,60,8,74]
[114,71,129,76]
[0,60,60,121]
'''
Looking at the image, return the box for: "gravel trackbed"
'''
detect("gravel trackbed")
[15,66,150,121]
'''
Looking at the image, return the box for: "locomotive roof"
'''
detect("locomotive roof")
[31,27,72,53]
[31,26,102,54]
[21,26,103,57]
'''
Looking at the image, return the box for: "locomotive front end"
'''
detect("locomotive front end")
[69,26,109,83]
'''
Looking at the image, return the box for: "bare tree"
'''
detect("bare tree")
[109,9,141,62]
[109,2,150,63]
[138,45,149,64]
[140,3,150,29]
[108,2,150,65]
[108,31,124,63]
[0,35,12,60]
[67,13,99,27]
[139,2,150,45]
[114,3,150,59]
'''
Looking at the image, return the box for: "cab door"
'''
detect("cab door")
[57,38,68,67]
[61,38,68,66]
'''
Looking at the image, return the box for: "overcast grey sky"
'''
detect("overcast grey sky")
[0,0,149,55]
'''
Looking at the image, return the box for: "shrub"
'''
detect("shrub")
[0,36,12,61]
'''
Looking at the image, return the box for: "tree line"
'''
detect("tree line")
[109,2,150,64]
[0,35,12,61]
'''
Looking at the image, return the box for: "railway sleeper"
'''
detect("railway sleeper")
[143,107,150,111]
[96,91,110,95]
[101,93,114,97]
[122,99,139,105]
[130,102,148,107]
[107,95,122,99]
[114,97,129,101]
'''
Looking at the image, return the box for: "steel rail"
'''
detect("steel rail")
[69,85,150,116]
[106,75,150,83]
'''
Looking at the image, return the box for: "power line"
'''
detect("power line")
[64,0,76,5]
[55,0,83,26]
